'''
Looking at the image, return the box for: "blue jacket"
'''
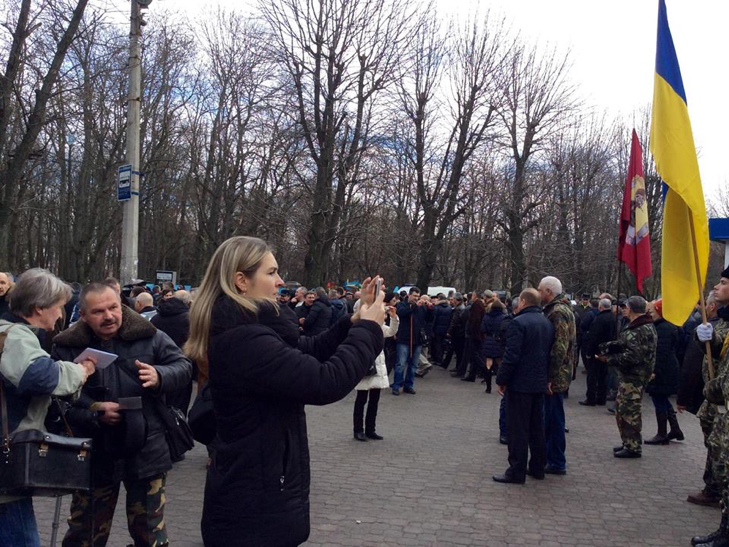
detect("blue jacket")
[432,302,452,336]
[395,302,434,346]
[481,309,507,358]
[496,306,554,393]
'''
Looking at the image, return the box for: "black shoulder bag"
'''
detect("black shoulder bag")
[0,325,92,497]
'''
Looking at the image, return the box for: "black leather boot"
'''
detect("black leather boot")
[645,412,669,445]
[692,512,729,545]
[667,407,685,441]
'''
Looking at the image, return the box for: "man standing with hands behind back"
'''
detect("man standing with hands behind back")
[493,289,554,484]
[52,282,192,547]
[538,276,576,476]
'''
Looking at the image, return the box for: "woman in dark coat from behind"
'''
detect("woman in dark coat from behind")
[481,299,507,393]
[462,298,487,382]
[185,236,385,547]
[645,299,684,444]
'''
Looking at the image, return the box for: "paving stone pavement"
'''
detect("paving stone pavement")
[35,367,716,546]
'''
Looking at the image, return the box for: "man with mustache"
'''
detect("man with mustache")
[51,282,192,547]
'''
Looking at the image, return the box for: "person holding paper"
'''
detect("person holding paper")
[0,268,95,547]
[51,282,192,547]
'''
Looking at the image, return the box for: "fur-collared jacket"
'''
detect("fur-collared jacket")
[51,305,192,482]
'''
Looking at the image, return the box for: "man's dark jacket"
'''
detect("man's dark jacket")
[329,298,346,325]
[496,306,554,393]
[395,302,434,346]
[51,305,192,482]
[447,304,467,340]
[579,307,599,349]
[646,318,680,396]
[151,297,190,348]
[303,296,332,336]
[201,298,382,547]
[0,294,8,317]
[586,309,617,358]
[432,302,452,336]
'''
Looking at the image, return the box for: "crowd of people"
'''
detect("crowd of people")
[0,247,728,546]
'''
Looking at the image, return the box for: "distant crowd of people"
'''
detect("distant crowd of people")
[0,255,728,546]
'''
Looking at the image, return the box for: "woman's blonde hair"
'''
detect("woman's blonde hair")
[184,236,273,381]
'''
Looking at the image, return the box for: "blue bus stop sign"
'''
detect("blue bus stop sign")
[118,164,132,201]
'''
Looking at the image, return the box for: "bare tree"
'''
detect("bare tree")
[261,0,416,286]
[496,42,577,295]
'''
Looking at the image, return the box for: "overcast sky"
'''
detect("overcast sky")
[147,0,726,202]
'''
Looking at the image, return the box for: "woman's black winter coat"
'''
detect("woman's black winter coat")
[481,308,506,358]
[646,318,680,396]
[201,297,383,547]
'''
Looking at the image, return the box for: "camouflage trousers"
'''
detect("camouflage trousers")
[702,417,722,497]
[615,382,644,453]
[708,413,729,514]
[62,473,168,547]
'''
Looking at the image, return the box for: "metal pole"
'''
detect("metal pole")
[50,496,63,547]
[120,0,141,285]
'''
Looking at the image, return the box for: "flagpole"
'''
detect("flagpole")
[688,209,715,379]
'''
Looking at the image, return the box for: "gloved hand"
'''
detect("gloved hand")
[697,322,714,342]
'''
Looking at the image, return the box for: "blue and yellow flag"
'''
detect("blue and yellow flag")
[650,0,709,325]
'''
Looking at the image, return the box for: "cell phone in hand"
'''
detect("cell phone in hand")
[374,278,382,297]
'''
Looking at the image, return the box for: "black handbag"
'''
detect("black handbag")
[156,402,194,461]
[188,382,216,445]
[0,325,92,497]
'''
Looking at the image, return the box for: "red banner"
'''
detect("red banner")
[617,130,652,293]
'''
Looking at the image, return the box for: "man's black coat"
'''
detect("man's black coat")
[496,306,554,393]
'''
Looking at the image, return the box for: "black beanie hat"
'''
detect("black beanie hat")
[722,265,729,280]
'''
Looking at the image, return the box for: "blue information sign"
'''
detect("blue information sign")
[118,164,132,201]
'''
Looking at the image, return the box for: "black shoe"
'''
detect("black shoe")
[607,406,616,414]
[644,434,670,445]
[578,399,595,406]
[365,432,383,440]
[544,465,566,475]
[485,387,492,394]
[614,448,641,458]
[499,436,508,445]
[492,473,524,484]
[403,387,416,395]
[692,513,729,545]
[460,377,475,382]
[613,445,625,453]
[354,432,367,442]
[526,469,545,480]
[391,389,400,396]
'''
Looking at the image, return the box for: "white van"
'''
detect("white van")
[427,286,457,298]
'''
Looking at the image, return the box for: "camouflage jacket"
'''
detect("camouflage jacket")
[605,313,657,387]
[543,294,576,393]
[698,314,729,422]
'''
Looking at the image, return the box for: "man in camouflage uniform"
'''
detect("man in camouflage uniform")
[688,292,725,507]
[692,267,729,547]
[538,276,576,474]
[597,295,656,458]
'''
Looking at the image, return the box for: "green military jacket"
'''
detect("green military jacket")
[544,294,576,393]
[699,316,729,420]
[605,313,657,387]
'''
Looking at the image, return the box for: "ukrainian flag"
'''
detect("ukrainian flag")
[649,0,709,326]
